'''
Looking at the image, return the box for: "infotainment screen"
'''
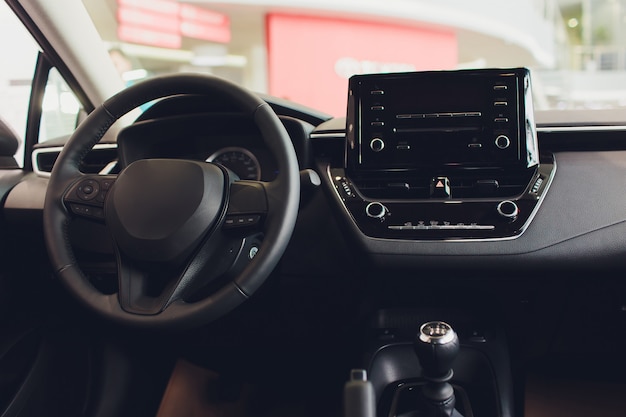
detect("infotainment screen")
[345,68,538,172]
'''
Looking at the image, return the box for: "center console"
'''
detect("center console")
[324,69,542,417]
[329,68,555,240]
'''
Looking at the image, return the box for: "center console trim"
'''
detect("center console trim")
[324,155,556,243]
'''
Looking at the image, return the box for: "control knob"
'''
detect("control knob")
[365,202,387,219]
[496,200,519,220]
[370,138,385,152]
[494,134,511,149]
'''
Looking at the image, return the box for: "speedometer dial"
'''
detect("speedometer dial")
[206,147,261,181]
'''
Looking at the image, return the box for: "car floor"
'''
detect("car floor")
[524,373,626,417]
[155,359,344,417]
[156,360,626,417]
[155,360,248,417]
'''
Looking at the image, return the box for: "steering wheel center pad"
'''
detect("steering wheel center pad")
[106,159,226,263]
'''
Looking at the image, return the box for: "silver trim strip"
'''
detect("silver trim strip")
[32,143,118,178]
[537,125,626,132]
[396,111,481,119]
[100,160,119,175]
[388,224,495,231]
[311,124,626,140]
[309,132,346,139]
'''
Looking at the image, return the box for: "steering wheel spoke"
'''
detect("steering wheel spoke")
[224,180,268,231]
[116,251,173,315]
[114,229,254,315]
[63,174,117,221]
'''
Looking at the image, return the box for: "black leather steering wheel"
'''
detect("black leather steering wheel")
[43,74,300,329]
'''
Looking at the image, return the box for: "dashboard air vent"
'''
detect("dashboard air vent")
[33,144,119,177]
[349,169,535,200]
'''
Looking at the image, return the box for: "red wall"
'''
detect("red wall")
[267,14,458,117]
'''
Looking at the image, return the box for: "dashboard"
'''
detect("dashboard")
[7,70,626,277]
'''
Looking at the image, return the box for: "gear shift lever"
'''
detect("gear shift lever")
[415,321,460,378]
[413,321,463,417]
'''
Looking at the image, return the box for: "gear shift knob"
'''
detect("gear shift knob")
[414,321,460,378]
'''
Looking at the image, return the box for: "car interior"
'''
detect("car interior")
[1,1,626,417]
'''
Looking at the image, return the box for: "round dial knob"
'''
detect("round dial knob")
[497,200,519,219]
[365,202,386,219]
[370,138,385,152]
[495,135,511,149]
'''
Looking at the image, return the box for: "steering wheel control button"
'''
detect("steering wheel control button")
[70,204,104,219]
[77,179,100,201]
[224,215,261,229]
[497,200,519,220]
[101,178,115,190]
[430,176,451,198]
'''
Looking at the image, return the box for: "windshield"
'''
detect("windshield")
[83,0,626,119]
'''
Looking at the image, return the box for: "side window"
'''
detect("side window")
[0,3,83,167]
[40,68,81,143]
[0,2,40,166]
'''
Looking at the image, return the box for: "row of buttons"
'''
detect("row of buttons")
[396,112,482,119]
[490,83,514,148]
[70,203,104,219]
[76,178,115,203]
[388,222,495,231]
[365,87,387,132]
[491,83,513,125]
[67,177,117,220]
[370,89,385,128]
[69,204,265,227]
[223,214,261,229]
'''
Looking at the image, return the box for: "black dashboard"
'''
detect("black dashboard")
[6,69,626,278]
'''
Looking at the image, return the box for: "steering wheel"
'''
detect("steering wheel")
[43,74,300,329]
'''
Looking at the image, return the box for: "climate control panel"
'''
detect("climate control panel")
[329,154,554,240]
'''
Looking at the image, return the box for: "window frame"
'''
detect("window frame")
[5,0,95,171]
